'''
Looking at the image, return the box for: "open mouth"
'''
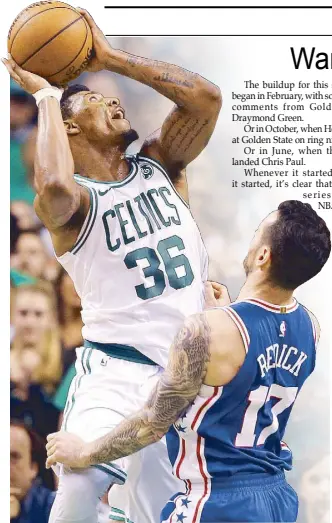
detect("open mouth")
[112,108,125,120]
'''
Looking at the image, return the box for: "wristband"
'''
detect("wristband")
[33,87,62,106]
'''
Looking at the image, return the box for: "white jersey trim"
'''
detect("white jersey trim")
[55,186,98,261]
[171,387,222,522]
[303,306,319,350]
[72,187,98,255]
[73,155,138,187]
[222,306,250,353]
[243,297,299,314]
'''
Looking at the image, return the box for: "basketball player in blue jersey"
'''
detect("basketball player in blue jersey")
[3,8,221,523]
[47,200,330,523]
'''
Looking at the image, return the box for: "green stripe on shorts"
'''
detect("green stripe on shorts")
[63,348,91,430]
[110,507,125,515]
[94,464,126,484]
[109,507,134,523]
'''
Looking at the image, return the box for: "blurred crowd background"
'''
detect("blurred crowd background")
[10,37,329,523]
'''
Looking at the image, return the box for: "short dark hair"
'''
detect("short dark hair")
[10,419,55,489]
[10,419,45,469]
[267,200,331,290]
[60,84,90,120]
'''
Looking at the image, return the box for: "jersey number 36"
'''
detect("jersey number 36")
[124,235,194,300]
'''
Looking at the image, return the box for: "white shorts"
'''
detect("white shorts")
[63,346,183,522]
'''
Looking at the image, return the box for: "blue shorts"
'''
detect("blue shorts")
[160,472,298,522]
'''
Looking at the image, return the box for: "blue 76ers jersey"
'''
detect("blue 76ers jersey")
[166,298,317,484]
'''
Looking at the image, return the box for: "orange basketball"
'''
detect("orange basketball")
[8,1,93,86]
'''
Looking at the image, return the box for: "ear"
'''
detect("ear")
[64,120,81,136]
[257,246,271,267]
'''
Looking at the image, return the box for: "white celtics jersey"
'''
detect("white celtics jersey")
[57,154,208,367]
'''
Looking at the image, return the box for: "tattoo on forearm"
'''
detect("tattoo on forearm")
[126,55,197,77]
[125,54,200,94]
[88,314,211,465]
[161,112,210,159]
[153,72,194,88]
[126,55,158,68]
[123,52,219,165]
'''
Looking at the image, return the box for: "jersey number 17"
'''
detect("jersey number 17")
[236,384,298,447]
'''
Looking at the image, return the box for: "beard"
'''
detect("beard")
[107,128,139,150]
[123,128,139,148]
[243,244,258,277]
[243,254,250,276]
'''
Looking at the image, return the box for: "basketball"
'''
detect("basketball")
[8,1,93,87]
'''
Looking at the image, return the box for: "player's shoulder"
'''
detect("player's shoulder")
[140,136,178,175]
[205,307,239,332]
[183,309,239,344]
[205,307,247,357]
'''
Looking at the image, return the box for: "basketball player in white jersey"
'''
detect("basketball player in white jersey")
[46,201,331,523]
[3,8,221,523]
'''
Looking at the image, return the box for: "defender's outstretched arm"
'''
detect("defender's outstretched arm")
[46,303,245,469]
[46,313,212,469]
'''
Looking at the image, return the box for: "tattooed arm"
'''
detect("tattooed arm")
[45,310,246,469]
[78,9,221,195]
[45,313,211,469]
[107,52,221,173]
[109,52,221,185]
[117,54,221,186]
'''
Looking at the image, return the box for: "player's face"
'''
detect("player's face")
[67,91,137,145]
[12,291,52,347]
[243,211,278,275]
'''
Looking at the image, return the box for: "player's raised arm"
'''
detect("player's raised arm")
[78,8,221,174]
[2,56,89,245]
[45,309,245,469]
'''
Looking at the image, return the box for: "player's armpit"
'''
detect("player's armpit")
[34,184,90,256]
[140,131,189,204]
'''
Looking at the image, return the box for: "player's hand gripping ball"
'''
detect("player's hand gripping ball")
[2,54,51,94]
[7,1,94,86]
[74,7,114,73]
